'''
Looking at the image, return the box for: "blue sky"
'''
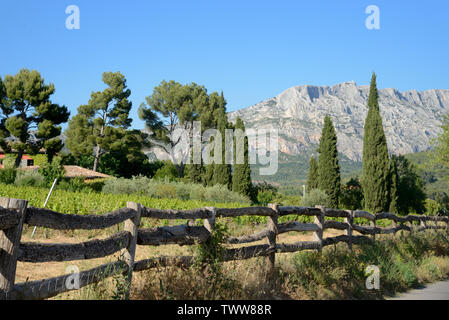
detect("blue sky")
[1,0,448,130]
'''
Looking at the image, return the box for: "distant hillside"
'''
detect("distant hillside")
[254,150,448,197]
[405,151,449,198]
[251,152,362,195]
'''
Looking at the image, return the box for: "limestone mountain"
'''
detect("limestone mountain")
[228,81,449,163]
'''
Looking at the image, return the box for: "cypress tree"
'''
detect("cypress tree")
[188,147,203,184]
[388,157,399,214]
[203,135,215,187]
[232,117,252,197]
[307,156,319,192]
[361,73,391,213]
[213,115,232,188]
[317,115,341,208]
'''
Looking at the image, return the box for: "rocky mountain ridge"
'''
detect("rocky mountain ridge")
[228,81,449,162]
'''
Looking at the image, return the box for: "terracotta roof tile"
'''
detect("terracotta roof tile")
[21,165,111,179]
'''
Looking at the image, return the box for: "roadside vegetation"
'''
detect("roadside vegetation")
[56,229,449,300]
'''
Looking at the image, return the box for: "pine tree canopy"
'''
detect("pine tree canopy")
[0,69,70,166]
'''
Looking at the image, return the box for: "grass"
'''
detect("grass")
[129,229,449,300]
[47,229,449,300]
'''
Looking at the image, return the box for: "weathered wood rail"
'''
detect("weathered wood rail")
[0,196,448,300]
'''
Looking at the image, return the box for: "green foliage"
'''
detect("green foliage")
[255,184,278,206]
[139,81,226,177]
[188,163,203,184]
[0,182,248,216]
[38,160,65,187]
[306,156,319,192]
[0,69,70,165]
[0,166,17,184]
[251,153,362,196]
[64,114,95,157]
[361,73,391,213]
[62,152,161,179]
[153,161,179,181]
[14,170,45,187]
[64,71,148,173]
[212,114,232,189]
[425,199,440,216]
[339,177,364,210]
[232,117,252,199]
[317,115,341,208]
[406,151,448,198]
[435,113,449,173]
[301,189,330,207]
[102,176,251,204]
[55,177,103,193]
[388,158,399,214]
[203,163,215,187]
[435,192,449,216]
[392,155,426,215]
[195,222,228,267]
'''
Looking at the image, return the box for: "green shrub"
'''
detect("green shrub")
[339,178,364,210]
[153,162,179,181]
[0,182,247,216]
[102,176,250,204]
[85,180,106,192]
[57,177,89,193]
[301,189,330,207]
[39,160,65,186]
[0,167,17,185]
[14,170,45,187]
[156,184,177,199]
[425,198,440,216]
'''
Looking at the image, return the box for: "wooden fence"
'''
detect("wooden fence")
[0,197,448,300]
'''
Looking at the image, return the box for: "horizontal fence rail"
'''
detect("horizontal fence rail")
[0,196,448,300]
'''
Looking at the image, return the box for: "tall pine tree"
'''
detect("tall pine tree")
[361,73,391,213]
[232,117,252,197]
[317,115,341,208]
[307,156,319,192]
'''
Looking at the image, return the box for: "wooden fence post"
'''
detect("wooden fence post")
[344,210,353,250]
[370,218,376,241]
[204,207,216,233]
[407,220,413,233]
[266,204,279,273]
[314,206,324,253]
[121,201,141,300]
[420,219,426,231]
[0,197,28,299]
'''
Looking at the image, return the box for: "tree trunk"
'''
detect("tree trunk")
[14,150,24,168]
[175,163,185,178]
[93,144,101,172]
[93,116,106,172]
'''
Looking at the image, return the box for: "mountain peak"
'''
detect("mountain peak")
[228,83,449,162]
